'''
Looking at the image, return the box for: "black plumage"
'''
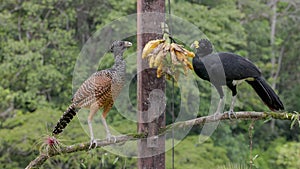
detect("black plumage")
[191,39,284,117]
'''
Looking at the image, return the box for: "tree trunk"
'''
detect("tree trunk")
[137,0,166,169]
[269,0,278,132]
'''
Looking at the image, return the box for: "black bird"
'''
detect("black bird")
[191,39,284,118]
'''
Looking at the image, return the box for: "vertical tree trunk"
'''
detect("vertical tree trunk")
[137,0,166,169]
[269,0,278,132]
[270,0,278,89]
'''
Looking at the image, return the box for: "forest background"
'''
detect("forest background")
[0,0,300,168]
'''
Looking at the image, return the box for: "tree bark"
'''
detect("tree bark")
[137,0,166,168]
[270,0,278,89]
[269,0,278,132]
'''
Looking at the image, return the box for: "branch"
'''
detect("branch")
[25,111,296,169]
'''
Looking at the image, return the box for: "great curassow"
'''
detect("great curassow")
[191,39,284,118]
[52,40,132,147]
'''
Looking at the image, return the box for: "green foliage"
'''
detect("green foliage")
[0,108,58,168]
[274,142,300,168]
[172,0,247,52]
[253,138,297,169]
[0,0,299,168]
[216,163,248,169]
[211,121,249,164]
[166,135,229,169]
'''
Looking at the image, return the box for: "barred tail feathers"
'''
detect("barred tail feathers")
[52,105,78,135]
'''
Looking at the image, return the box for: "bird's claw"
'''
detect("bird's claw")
[227,110,237,120]
[107,134,117,143]
[89,138,98,149]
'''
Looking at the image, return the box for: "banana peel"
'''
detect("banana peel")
[142,39,165,59]
[142,38,195,80]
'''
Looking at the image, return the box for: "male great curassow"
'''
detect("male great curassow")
[52,40,132,147]
[191,39,284,118]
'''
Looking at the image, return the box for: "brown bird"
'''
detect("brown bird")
[52,40,132,147]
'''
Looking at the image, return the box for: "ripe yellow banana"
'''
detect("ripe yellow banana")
[182,48,195,58]
[171,43,195,58]
[142,38,194,79]
[171,43,184,53]
[157,62,164,78]
[175,50,186,62]
[142,39,165,59]
[185,60,194,70]
[149,43,164,58]
[170,48,180,65]
[154,48,167,67]
[149,55,156,68]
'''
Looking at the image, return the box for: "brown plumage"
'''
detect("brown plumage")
[52,40,132,147]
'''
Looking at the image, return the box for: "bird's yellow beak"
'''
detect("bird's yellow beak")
[124,41,132,48]
[190,41,199,49]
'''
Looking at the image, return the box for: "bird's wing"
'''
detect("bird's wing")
[218,52,261,80]
[72,70,112,107]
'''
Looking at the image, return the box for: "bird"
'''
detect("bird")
[52,40,132,148]
[191,39,284,118]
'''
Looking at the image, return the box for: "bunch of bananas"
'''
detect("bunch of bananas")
[142,38,195,80]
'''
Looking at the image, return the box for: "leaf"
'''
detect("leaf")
[113,157,119,164]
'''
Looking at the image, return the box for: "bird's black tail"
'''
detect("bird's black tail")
[52,105,78,135]
[246,77,284,111]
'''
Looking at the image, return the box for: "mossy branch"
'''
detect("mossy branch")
[26,111,297,169]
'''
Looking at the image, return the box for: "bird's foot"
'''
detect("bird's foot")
[226,110,237,120]
[89,138,98,149]
[106,134,117,143]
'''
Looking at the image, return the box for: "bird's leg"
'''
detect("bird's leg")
[214,97,224,120]
[227,95,237,119]
[214,85,224,119]
[226,83,238,119]
[101,106,116,143]
[88,104,99,149]
[100,114,116,143]
[88,119,97,149]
